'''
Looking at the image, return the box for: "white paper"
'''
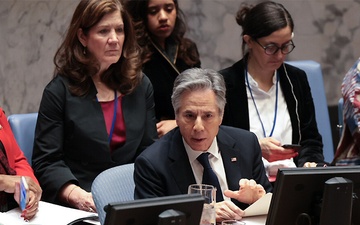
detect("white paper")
[0,201,99,225]
[243,193,272,217]
[242,215,267,225]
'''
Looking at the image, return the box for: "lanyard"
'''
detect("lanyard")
[108,91,118,144]
[97,91,118,143]
[245,66,279,138]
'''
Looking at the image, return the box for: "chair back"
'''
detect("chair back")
[286,60,334,163]
[91,163,135,225]
[7,113,38,165]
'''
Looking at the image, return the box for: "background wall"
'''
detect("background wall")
[1,0,359,146]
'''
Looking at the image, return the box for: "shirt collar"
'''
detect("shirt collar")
[183,137,220,164]
[247,70,277,88]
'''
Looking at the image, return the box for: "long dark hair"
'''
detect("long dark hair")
[124,0,200,66]
[54,0,142,96]
[236,1,294,56]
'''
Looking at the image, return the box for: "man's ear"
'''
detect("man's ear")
[219,112,224,126]
[175,116,178,126]
[77,28,87,47]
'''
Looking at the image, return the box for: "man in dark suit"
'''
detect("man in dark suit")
[134,68,272,222]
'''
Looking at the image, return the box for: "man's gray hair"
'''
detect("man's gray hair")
[171,68,227,115]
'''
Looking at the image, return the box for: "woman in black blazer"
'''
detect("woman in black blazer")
[219,1,325,179]
[32,0,157,212]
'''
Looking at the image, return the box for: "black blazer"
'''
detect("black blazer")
[32,75,158,204]
[143,41,200,121]
[219,59,324,167]
[134,126,272,209]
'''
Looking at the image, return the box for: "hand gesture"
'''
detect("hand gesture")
[224,179,266,205]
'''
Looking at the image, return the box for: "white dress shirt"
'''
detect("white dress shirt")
[246,71,296,176]
[183,137,230,201]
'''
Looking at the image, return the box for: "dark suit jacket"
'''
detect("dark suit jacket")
[32,75,158,204]
[219,59,324,167]
[134,126,272,209]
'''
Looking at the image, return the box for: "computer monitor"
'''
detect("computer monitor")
[266,166,360,225]
[103,194,204,225]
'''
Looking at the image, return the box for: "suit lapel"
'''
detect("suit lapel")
[168,129,197,194]
[217,128,242,191]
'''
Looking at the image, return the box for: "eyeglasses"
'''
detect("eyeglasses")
[254,39,296,55]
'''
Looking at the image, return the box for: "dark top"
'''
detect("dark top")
[219,59,324,167]
[143,40,200,121]
[134,126,273,210]
[32,74,158,204]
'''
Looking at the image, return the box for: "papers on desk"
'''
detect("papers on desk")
[242,215,267,225]
[0,201,98,225]
[243,193,272,217]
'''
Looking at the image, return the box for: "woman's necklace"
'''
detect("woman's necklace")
[245,65,279,137]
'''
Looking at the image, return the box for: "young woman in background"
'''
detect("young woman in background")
[125,0,201,137]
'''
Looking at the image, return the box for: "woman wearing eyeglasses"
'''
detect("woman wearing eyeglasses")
[219,1,326,180]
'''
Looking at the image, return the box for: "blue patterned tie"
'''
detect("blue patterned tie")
[197,152,224,202]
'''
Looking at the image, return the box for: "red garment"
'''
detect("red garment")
[99,97,126,152]
[0,108,38,182]
[0,142,17,208]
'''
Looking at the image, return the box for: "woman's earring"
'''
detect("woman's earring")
[83,46,87,55]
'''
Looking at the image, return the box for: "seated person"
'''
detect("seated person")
[134,68,272,222]
[0,108,42,220]
[332,57,360,165]
[219,1,326,177]
[32,0,157,212]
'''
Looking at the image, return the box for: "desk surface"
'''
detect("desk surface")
[0,201,98,225]
[0,201,267,225]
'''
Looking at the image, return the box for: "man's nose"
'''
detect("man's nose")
[193,116,204,131]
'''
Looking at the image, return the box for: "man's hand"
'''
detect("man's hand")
[215,200,244,222]
[224,179,266,205]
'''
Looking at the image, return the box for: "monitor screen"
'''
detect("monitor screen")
[104,194,204,225]
[266,166,360,225]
